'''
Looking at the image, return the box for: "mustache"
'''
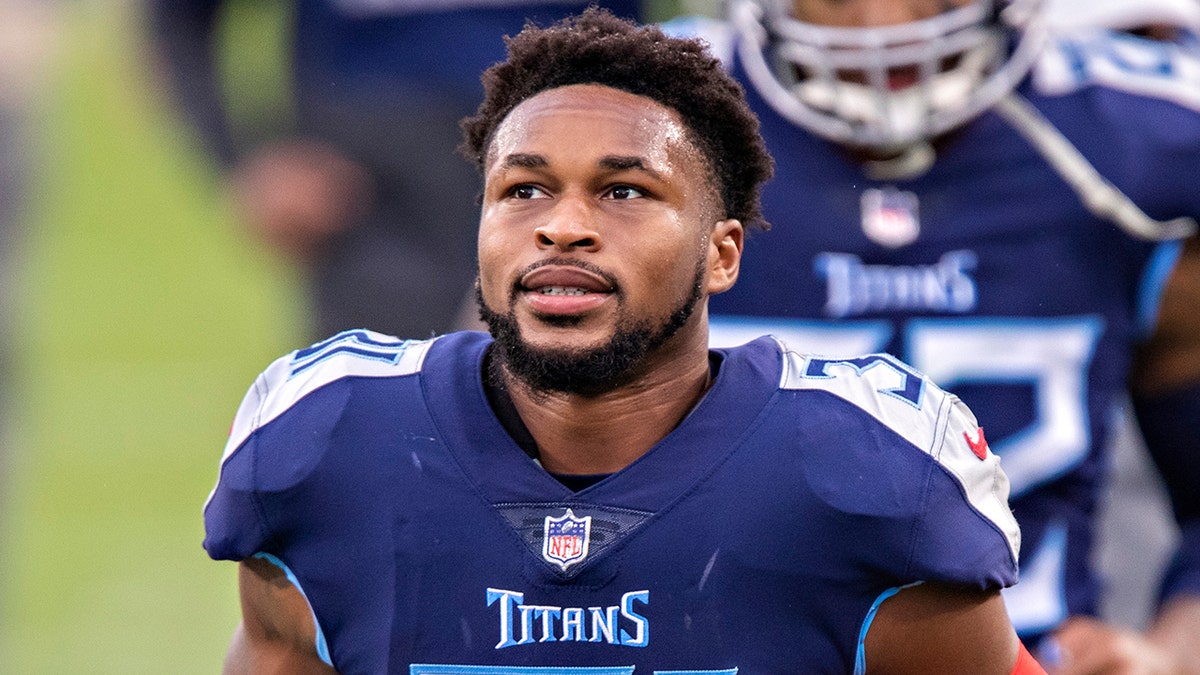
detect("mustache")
[512,257,620,293]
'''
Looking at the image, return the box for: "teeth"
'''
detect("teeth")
[539,286,588,296]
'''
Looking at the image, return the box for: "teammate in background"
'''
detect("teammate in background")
[665,0,1200,671]
[1045,0,1200,641]
[203,10,1046,673]
[147,0,643,341]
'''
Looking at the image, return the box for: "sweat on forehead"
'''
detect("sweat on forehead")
[484,84,693,168]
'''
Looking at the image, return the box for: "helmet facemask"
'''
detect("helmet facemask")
[733,0,1047,155]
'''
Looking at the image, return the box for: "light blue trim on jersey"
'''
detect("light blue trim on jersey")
[291,329,416,376]
[1136,241,1183,339]
[410,662,638,667]
[854,581,923,675]
[253,552,332,667]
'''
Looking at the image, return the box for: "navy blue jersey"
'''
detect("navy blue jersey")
[673,24,1200,637]
[205,330,1019,674]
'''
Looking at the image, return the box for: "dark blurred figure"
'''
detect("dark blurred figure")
[1046,0,1200,642]
[0,2,58,440]
[666,0,1200,671]
[148,0,645,340]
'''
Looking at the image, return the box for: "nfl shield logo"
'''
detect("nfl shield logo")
[543,508,592,571]
[861,187,920,248]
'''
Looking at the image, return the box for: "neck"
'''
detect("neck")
[502,330,713,475]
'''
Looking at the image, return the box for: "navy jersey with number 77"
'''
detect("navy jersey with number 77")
[204,330,1019,674]
[686,26,1200,639]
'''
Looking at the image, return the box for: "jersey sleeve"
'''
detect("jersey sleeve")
[778,346,1022,590]
[202,351,299,561]
[1033,32,1200,224]
[202,329,426,561]
[906,394,1022,589]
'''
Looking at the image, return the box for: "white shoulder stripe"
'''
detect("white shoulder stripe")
[221,331,436,465]
[776,338,1021,562]
[1034,31,1200,112]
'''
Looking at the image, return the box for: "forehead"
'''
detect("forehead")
[486,84,702,176]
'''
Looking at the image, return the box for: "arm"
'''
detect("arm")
[224,556,337,675]
[146,0,372,262]
[1050,236,1200,675]
[864,582,1043,674]
[1049,598,1200,675]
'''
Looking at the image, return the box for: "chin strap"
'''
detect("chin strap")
[994,92,1197,241]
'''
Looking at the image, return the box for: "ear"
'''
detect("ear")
[706,219,744,295]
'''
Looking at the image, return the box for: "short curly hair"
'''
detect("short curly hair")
[460,7,773,230]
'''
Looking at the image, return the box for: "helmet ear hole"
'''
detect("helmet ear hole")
[731,0,1048,150]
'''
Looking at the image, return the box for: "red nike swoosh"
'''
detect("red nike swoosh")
[964,427,988,461]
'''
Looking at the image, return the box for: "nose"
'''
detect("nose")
[534,193,601,251]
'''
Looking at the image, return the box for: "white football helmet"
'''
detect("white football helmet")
[731,0,1049,151]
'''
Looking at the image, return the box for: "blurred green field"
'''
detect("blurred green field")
[0,2,305,672]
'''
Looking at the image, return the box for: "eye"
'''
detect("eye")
[511,184,550,200]
[605,185,645,200]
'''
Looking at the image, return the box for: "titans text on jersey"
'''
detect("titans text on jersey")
[672,21,1200,639]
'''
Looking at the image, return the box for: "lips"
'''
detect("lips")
[520,265,614,295]
[518,264,615,316]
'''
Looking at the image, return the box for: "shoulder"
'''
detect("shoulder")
[1032,29,1200,112]
[774,341,949,446]
[203,330,470,561]
[221,330,438,462]
[763,337,1021,567]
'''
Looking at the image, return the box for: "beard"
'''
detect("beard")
[477,258,706,398]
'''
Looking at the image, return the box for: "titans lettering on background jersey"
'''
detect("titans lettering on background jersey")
[205,330,1018,673]
[667,19,1200,640]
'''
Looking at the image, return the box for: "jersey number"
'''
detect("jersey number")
[711,316,1103,497]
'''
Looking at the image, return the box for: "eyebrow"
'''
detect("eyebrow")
[499,153,548,170]
[599,155,663,180]
[497,153,664,180]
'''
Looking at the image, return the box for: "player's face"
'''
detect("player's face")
[476,84,740,395]
[791,0,973,26]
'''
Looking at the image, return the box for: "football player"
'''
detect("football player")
[204,9,1046,674]
[666,0,1200,671]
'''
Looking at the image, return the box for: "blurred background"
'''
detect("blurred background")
[0,1,701,670]
[0,0,1183,672]
[0,0,304,671]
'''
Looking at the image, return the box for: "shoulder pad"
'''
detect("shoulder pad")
[774,337,1021,562]
[220,330,435,464]
[1033,29,1200,111]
